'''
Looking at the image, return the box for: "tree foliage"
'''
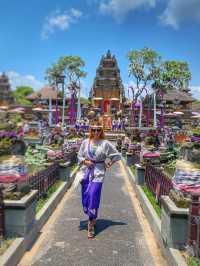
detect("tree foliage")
[12,86,34,106]
[45,63,62,85]
[152,60,192,92]
[45,56,87,89]
[128,47,192,97]
[80,97,90,105]
[128,47,161,101]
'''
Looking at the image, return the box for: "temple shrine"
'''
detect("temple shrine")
[0,72,13,104]
[90,50,125,128]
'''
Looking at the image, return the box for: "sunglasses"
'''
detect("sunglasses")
[91,128,102,132]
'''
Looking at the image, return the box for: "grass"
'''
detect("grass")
[27,164,46,175]
[36,163,78,213]
[128,164,161,217]
[36,180,63,213]
[70,163,78,172]
[163,166,175,178]
[187,256,200,266]
[141,185,161,218]
[130,165,136,176]
[0,238,14,256]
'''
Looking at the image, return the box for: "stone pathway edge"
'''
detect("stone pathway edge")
[121,157,187,266]
[0,166,80,266]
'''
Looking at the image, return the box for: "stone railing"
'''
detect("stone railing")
[0,186,5,239]
[145,163,173,204]
[28,162,59,201]
[188,194,200,258]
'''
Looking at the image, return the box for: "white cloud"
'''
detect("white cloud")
[99,0,156,22]
[190,86,200,100]
[70,8,82,18]
[3,71,44,90]
[160,0,200,29]
[42,8,82,39]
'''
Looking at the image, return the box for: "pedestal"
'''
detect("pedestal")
[4,190,38,237]
[161,196,189,249]
[58,161,71,181]
[135,164,145,185]
[121,148,127,157]
[126,152,134,166]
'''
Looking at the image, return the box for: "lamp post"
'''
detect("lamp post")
[69,83,77,126]
[76,85,81,122]
[153,91,157,128]
[160,99,166,129]
[55,74,65,126]
[139,98,143,128]
[173,98,181,128]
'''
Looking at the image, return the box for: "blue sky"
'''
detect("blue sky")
[0,0,200,98]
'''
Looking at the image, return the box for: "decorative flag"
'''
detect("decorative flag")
[76,88,81,122]
[69,92,76,125]
[62,88,66,126]
[154,92,157,128]
[139,99,143,128]
[56,94,59,124]
[49,97,52,127]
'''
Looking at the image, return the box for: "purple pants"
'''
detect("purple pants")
[81,180,102,221]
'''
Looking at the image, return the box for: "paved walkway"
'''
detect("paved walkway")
[19,161,167,266]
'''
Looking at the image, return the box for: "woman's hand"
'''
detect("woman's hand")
[83,159,94,167]
[106,161,112,169]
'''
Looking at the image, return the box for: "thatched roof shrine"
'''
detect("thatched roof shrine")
[27,86,58,100]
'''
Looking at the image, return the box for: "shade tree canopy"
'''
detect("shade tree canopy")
[45,56,87,91]
[152,60,192,93]
[12,86,34,106]
[128,47,161,101]
[128,47,192,98]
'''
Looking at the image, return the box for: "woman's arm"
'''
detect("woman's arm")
[104,140,121,167]
[77,139,94,167]
[77,140,87,165]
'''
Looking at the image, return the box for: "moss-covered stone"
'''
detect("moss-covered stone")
[169,190,191,209]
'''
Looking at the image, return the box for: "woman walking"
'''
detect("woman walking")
[77,122,121,239]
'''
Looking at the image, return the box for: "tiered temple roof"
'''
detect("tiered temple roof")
[192,101,200,112]
[27,86,58,100]
[90,50,125,101]
[163,89,194,103]
[0,73,13,104]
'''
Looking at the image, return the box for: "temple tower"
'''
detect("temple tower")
[90,50,125,116]
[0,73,13,104]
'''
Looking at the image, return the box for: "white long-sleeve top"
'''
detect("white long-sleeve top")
[77,138,121,182]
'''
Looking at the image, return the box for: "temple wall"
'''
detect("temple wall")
[93,89,120,98]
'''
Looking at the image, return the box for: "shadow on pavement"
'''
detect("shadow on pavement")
[79,219,127,236]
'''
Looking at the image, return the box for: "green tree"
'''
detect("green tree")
[45,56,87,89]
[59,56,86,86]
[12,86,34,105]
[128,47,161,126]
[45,63,63,85]
[128,47,161,101]
[80,97,90,105]
[152,60,192,93]
[45,56,87,124]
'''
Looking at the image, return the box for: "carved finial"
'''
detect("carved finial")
[106,50,111,58]
[100,56,104,65]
